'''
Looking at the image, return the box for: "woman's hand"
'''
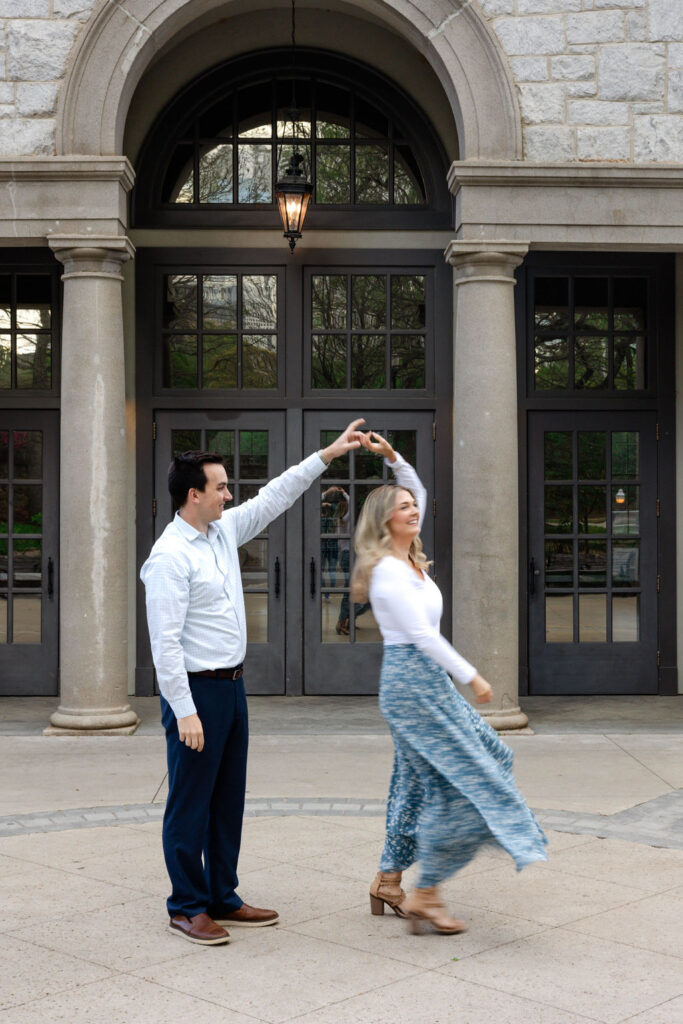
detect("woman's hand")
[360,430,396,463]
[470,673,493,704]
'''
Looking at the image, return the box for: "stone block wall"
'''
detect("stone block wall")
[0,0,681,161]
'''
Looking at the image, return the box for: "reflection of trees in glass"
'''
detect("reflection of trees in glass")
[391,276,424,328]
[394,146,424,204]
[312,276,346,329]
[164,275,197,330]
[17,334,51,389]
[243,335,277,388]
[351,276,385,329]
[242,276,277,330]
[535,338,569,390]
[238,145,272,203]
[172,430,201,457]
[239,430,268,477]
[315,147,350,203]
[575,337,608,389]
[203,276,237,330]
[355,146,389,203]
[198,145,233,203]
[203,335,237,388]
[164,335,197,389]
[312,334,346,388]
[0,335,11,388]
[391,336,424,389]
[351,335,385,388]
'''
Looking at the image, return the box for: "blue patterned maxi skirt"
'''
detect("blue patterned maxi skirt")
[379,645,548,887]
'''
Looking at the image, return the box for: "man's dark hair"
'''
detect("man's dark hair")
[168,451,225,509]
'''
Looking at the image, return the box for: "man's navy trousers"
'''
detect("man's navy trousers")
[161,672,248,919]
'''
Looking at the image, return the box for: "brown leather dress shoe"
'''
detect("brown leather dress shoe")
[214,903,279,927]
[169,912,230,945]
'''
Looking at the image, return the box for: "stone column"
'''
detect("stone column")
[45,236,139,735]
[445,241,530,731]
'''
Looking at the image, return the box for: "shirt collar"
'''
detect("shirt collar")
[173,510,218,542]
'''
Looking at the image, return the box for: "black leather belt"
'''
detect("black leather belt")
[192,664,243,680]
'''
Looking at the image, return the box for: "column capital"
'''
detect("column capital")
[48,234,135,281]
[444,240,530,286]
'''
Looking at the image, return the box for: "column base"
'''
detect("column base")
[44,705,140,736]
[480,705,533,733]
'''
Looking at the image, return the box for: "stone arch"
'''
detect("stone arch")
[57,0,521,161]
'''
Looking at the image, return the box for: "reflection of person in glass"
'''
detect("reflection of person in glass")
[321,485,370,634]
[140,419,366,947]
[352,431,547,935]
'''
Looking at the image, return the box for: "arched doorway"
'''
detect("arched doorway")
[132,49,455,696]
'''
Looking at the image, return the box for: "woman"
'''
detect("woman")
[352,432,547,935]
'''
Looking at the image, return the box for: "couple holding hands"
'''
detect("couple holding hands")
[141,419,546,945]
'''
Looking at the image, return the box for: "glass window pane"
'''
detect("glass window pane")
[355,447,383,480]
[316,83,351,137]
[277,142,311,183]
[238,144,272,203]
[391,336,425,389]
[612,432,639,479]
[312,276,347,330]
[163,144,194,203]
[203,335,237,388]
[198,144,233,203]
[578,540,606,587]
[312,334,346,388]
[351,275,386,330]
[535,337,569,390]
[578,432,606,481]
[351,335,385,389]
[13,594,41,644]
[317,120,350,139]
[613,595,639,642]
[0,485,7,523]
[354,483,377,526]
[355,145,389,203]
[355,602,382,642]
[0,538,6,587]
[13,485,41,529]
[322,592,349,643]
[321,484,349,540]
[163,275,197,330]
[581,487,606,536]
[0,595,6,643]
[16,334,51,389]
[575,336,608,389]
[0,334,10,389]
[612,485,639,535]
[394,146,425,204]
[535,277,569,331]
[17,276,51,329]
[320,430,349,479]
[13,431,42,480]
[391,276,425,329]
[386,430,416,467]
[163,335,197,388]
[203,276,237,330]
[579,594,606,642]
[545,485,573,534]
[205,431,235,478]
[575,278,608,330]
[614,335,646,390]
[315,146,350,203]
[544,431,572,481]
[241,537,268,584]
[13,540,41,589]
[0,276,10,329]
[244,592,268,643]
[546,594,573,643]
[545,540,573,589]
[239,431,268,479]
[614,278,646,331]
[613,540,639,588]
[243,276,277,330]
[243,335,277,389]
[171,430,201,458]
[0,431,7,478]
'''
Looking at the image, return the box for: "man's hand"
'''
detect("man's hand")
[178,713,204,751]
[359,430,397,464]
[321,419,366,464]
[470,674,493,704]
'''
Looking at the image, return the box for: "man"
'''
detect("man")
[140,420,364,946]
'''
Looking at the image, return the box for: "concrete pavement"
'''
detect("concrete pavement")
[0,696,681,1023]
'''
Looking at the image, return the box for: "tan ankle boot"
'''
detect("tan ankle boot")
[402,886,467,935]
[369,871,408,918]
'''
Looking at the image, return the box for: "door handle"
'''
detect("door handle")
[310,557,316,598]
[47,557,54,600]
[529,557,539,597]
[274,557,281,598]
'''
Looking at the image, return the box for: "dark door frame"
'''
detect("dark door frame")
[135,247,454,695]
[516,251,676,696]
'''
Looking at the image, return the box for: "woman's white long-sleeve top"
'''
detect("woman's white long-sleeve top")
[368,455,477,687]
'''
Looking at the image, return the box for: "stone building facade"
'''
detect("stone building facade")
[0,0,681,732]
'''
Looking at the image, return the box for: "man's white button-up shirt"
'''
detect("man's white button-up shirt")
[141,451,326,719]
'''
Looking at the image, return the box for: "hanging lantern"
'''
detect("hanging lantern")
[275,149,312,254]
[615,487,626,505]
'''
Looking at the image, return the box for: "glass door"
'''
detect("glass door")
[154,411,286,694]
[303,411,436,694]
[528,411,658,694]
[0,411,59,694]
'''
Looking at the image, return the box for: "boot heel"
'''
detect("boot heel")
[369,894,385,916]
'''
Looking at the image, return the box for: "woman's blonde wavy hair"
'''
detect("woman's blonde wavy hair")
[350,483,432,602]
